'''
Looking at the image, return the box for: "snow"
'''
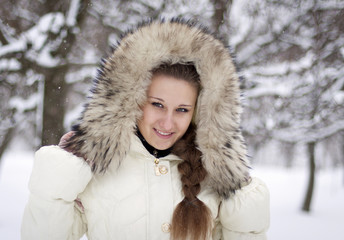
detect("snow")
[66,0,80,27]
[64,103,85,129]
[245,81,292,98]
[38,13,65,35]
[9,93,40,114]
[318,1,344,10]
[25,13,64,50]
[0,150,33,240]
[272,119,344,143]
[334,91,344,104]
[65,67,97,84]
[0,39,26,57]
[0,147,343,239]
[32,45,61,68]
[246,51,314,78]
[253,167,343,239]
[229,0,253,49]
[0,58,21,71]
[237,33,274,63]
[0,12,67,69]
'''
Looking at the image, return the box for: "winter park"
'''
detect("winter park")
[1,1,344,240]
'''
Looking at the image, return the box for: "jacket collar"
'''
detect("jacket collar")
[136,128,172,158]
[130,134,182,162]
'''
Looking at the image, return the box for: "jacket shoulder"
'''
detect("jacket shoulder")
[219,177,270,237]
[31,145,92,201]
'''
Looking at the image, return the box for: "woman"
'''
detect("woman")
[22,19,269,240]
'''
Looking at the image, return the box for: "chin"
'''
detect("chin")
[153,142,174,150]
[154,145,171,150]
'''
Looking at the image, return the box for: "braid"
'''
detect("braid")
[171,123,212,240]
[151,63,212,239]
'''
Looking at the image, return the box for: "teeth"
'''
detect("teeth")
[157,129,171,136]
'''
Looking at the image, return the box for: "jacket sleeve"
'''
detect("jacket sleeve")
[21,146,93,240]
[219,177,270,240]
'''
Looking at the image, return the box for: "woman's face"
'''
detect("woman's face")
[137,74,198,150]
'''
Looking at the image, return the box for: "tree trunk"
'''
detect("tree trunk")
[0,128,14,168]
[40,0,89,146]
[41,69,67,146]
[302,141,316,212]
[211,0,232,43]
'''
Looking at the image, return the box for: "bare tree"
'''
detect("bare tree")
[230,0,344,212]
[0,0,91,147]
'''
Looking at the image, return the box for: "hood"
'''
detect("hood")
[68,18,250,198]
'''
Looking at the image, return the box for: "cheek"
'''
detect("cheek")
[178,115,193,133]
[140,106,158,127]
[138,106,150,128]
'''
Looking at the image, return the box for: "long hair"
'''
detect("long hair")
[152,63,213,240]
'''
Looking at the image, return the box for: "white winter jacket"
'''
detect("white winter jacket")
[22,19,270,239]
[22,135,269,240]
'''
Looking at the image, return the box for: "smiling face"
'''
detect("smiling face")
[137,74,198,150]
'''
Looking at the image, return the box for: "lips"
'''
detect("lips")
[154,128,173,138]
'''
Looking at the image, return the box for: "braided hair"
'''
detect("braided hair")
[152,63,212,240]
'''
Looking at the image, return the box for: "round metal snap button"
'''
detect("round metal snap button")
[161,222,171,233]
[159,165,168,175]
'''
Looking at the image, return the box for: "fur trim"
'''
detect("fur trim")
[68,18,250,198]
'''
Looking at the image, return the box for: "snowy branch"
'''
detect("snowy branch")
[245,51,314,78]
[0,39,26,57]
[272,119,344,143]
[0,12,68,68]
[244,81,292,98]
[0,58,21,71]
[0,19,17,44]
[9,93,40,113]
[317,1,344,10]
[66,0,80,27]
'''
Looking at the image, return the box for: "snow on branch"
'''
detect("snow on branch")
[0,12,68,68]
[247,51,314,77]
[236,5,310,63]
[320,72,344,104]
[0,58,21,71]
[0,40,26,57]
[25,12,65,50]
[238,33,274,63]
[242,54,315,98]
[245,81,292,98]
[66,0,80,27]
[9,93,40,113]
[0,19,17,44]
[317,1,344,10]
[272,119,344,143]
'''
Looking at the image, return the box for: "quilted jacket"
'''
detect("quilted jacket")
[22,19,270,239]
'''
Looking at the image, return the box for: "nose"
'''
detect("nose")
[159,112,174,131]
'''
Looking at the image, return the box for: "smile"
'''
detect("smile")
[154,128,173,136]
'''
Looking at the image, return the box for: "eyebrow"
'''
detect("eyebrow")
[179,104,193,108]
[148,96,164,102]
[148,96,193,107]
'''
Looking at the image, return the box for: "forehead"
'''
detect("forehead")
[148,74,198,92]
[148,75,198,104]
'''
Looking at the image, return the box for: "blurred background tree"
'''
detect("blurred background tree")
[228,0,344,212]
[1,0,343,212]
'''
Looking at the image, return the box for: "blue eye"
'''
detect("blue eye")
[176,108,189,113]
[152,102,163,108]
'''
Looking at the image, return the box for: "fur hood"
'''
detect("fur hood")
[68,18,250,198]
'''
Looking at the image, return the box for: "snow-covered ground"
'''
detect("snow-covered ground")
[252,166,343,240]
[0,148,343,240]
